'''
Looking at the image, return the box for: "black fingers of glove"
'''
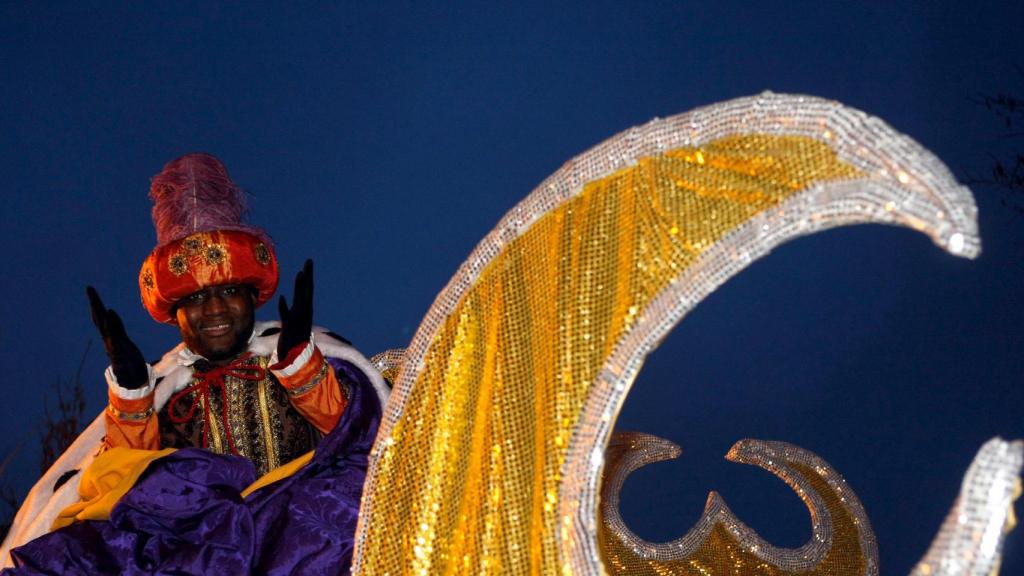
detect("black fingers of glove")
[104,309,149,389]
[277,259,314,360]
[87,286,109,335]
[86,286,149,390]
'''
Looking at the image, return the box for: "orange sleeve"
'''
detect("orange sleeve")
[102,390,160,451]
[271,345,347,435]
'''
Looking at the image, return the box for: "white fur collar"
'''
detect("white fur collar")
[150,321,389,413]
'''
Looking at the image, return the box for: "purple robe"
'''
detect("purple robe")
[4,358,380,575]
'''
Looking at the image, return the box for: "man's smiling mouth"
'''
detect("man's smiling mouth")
[201,322,232,336]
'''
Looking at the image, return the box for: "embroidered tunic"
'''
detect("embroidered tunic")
[158,355,337,476]
[103,328,350,477]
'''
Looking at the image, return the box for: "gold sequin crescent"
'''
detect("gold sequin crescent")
[351,93,1002,575]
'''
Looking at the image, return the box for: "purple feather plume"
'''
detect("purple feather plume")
[149,153,270,246]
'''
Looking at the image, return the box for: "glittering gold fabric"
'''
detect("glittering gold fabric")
[369,348,406,388]
[356,134,862,574]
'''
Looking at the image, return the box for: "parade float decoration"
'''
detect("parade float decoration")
[3,93,1020,575]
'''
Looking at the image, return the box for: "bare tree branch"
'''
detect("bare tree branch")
[39,342,90,474]
[968,67,1024,216]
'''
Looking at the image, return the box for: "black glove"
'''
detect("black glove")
[277,259,314,360]
[87,286,149,390]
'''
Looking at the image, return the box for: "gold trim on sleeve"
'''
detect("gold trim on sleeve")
[106,404,154,422]
[286,361,329,397]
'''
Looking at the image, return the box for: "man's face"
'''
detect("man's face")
[175,284,256,365]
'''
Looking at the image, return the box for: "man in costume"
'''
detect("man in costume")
[3,153,385,574]
[91,153,354,477]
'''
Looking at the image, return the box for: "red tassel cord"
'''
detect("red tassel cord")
[167,353,266,456]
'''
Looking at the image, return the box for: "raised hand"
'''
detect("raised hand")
[277,259,314,360]
[87,286,149,390]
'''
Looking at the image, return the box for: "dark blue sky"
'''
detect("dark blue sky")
[2,2,1022,572]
